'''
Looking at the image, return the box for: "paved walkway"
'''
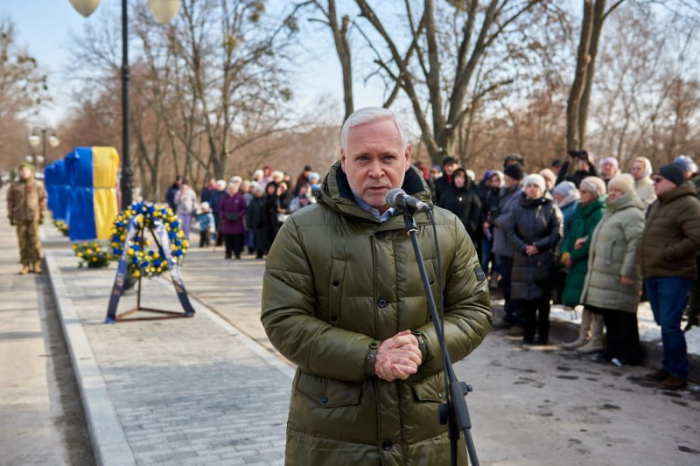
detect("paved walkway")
[0,191,94,465]
[43,226,292,465]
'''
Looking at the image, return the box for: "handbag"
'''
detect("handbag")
[533,251,556,285]
[226,212,240,221]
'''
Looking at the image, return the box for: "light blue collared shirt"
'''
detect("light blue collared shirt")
[353,195,396,222]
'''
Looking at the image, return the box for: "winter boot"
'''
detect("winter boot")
[33,261,42,274]
[18,264,30,275]
[576,313,604,353]
[561,309,592,349]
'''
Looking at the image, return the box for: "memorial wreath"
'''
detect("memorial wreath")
[110,202,189,278]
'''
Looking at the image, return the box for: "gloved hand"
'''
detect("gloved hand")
[38,217,44,225]
[9,218,15,226]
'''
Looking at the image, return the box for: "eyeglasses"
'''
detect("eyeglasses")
[653,177,664,183]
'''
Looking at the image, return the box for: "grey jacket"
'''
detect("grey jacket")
[492,184,523,257]
[581,191,645,313]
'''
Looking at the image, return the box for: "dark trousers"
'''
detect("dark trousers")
[223,234,244,259]
[522,297,550,343]
[602,308,640,365]
[499,255,523,325]
[199,230,211,247]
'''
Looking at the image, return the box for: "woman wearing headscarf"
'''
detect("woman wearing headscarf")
[559,177,607,350]
[552,181,580,247]
[630,157,656,208]
[218,181,247,259]
[580,174,645,365]
[437,167,482,242]
[507,174,563,344]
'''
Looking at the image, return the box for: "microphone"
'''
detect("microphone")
[386,188,432,212]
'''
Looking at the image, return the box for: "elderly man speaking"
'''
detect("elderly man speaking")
[261,107,492,465]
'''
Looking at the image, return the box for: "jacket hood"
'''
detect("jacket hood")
[658,180,698,204]
[606,189,644,213]
[318,161,433,221]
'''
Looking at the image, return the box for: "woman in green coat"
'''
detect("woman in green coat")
[560,177,607,351]
[580,174,645,366]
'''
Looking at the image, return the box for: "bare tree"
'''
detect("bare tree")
[566,0,624,151]
[353,0,549,164]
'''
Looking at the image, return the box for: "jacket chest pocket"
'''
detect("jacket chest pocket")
[328,259,346,326]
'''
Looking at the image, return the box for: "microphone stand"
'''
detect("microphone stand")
[403,210,479,466]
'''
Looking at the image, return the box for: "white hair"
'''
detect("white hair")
[341,107,408,151]
[216,179,226,189]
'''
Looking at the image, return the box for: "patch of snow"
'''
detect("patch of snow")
[547,301,700,357]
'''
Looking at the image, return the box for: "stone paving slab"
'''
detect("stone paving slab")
[46,248,291,466]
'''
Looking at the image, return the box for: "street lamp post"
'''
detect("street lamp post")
[70,0,182,210]
[28,128,60,175]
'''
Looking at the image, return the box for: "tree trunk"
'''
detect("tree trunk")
[577,0,607,151]
[327,0,353,121]
[566,0,595,152]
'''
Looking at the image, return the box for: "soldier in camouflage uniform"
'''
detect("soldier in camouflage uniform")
[7,163,46,275]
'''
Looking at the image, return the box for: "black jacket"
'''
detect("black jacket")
[507,193,563,300]
[437,180,482,241]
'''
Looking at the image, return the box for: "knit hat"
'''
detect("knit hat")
[601,157,619,170]
[656,163,686,186]
[539,168,556,187]
[673,155,698,174]
[523,174,546,193]
[607,174,635,194]
[503,163,524,181]
[580,176,606,198]
[553,181,580,207]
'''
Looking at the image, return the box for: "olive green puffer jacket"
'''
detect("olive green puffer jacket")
[261,162,492,465]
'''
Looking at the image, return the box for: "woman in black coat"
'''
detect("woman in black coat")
[507,174,563,344]
[437,168,482,242]
[245,186,271,258]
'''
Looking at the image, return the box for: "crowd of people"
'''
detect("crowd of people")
[440,151,699,391]
[164,164,322,261]
[167,148,700,391]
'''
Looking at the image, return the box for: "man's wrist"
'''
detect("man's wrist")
[412,331,429,362]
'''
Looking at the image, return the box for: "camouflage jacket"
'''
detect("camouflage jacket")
[7,178,47,223]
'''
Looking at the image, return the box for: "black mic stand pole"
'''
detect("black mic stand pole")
[403,211,479,466]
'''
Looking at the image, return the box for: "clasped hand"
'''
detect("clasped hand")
[375,330,422,382]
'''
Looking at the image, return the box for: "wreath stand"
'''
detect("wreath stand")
[105,221,195,323]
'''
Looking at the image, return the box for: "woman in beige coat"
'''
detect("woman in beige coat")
[630,157,656,208]
[580,174,645,365]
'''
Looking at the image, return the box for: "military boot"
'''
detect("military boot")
[19,264,30,275]
[33,261,42,274]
